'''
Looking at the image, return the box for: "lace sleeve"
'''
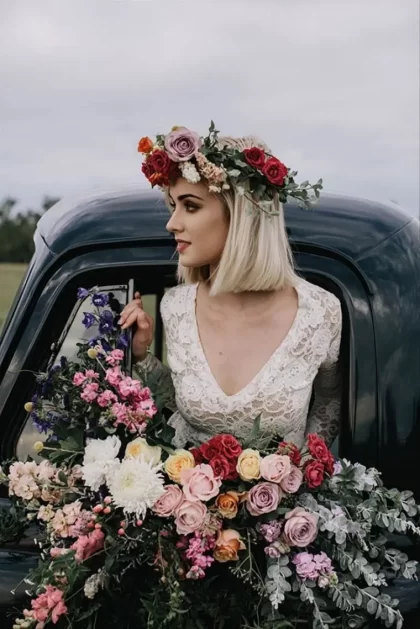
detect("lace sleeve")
[305,302,342,447]
[133,352,177,412]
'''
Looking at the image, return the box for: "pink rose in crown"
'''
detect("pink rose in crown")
[164,127,202,162]
[180,464,222,502]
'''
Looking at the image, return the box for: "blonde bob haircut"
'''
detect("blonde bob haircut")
[165,135,300,296]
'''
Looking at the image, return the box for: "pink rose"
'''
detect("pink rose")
[80,382,99,403]
[73,372,86,386]
[111,402,128,422]
[283,507,319,547]
[105,366,123,387]
[153,485,184,517]
[175,500,207,534]
[164,127,202,162]
[260,454,291,483]
[118,377,141,398]
[97,390,118,407]
[105,349,124,366]
[280,465,303,494]
[180,464,222,502]
[246,482,282,516]
[84,370,99,379]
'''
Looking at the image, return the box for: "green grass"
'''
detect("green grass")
[0,263,28,331]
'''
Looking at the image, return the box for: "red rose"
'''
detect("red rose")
[262,157,288,186]
[324,453,335,476]
[199,440,219,461]
[307,434,331,464]
[141,158,155,181]
[150,149,170,174]
[218,434,242,459]
[278,441,301,467]
[304,461,325,488]
[243,147,266,169]
[226,458,239,481]
[209,455,231,480]
[190,447,204,464]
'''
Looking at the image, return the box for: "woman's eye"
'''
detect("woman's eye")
[185,203,199,212]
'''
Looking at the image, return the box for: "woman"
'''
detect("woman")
[119,125,342,449]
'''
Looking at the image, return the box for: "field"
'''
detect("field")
[0,263,27,331]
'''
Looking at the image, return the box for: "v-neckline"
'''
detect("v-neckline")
[190,281,304,401]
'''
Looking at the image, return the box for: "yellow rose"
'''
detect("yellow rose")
[125,438,161,466]
[33,441,44,453]
[213,529,246,563]
[236,449,261,482]
[164,449,195,483]
[87,348,98,359]
[24,402,33,413]
[171,125,181,131]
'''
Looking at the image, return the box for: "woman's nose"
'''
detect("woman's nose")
[166,210,182,233]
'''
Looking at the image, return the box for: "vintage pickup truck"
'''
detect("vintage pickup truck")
[0,187,419,627]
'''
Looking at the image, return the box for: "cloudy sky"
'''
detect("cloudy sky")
[0,0,418,218]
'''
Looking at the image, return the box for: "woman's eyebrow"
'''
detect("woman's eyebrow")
[177,194,203,201]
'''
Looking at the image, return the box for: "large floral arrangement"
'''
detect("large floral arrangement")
[1,289,419,629]
[138,122,323,213]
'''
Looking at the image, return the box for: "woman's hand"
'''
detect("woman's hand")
[118,291,154,361]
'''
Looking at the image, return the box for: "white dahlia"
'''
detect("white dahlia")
[82,435,121,491]
[106,458,165,518]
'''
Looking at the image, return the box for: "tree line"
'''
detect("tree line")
[0,196,60,263]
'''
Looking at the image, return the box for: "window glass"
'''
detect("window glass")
[16,286,128,461]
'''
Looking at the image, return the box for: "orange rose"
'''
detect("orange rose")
[213,529,246,563]
[215,491,247,519]
[137,137,154,154]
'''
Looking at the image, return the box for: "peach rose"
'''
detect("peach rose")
[236,449,261,481]
[280,465,303,494]
[214,529,246,562]
[174,500,207,535]
[260,454,291,483]
[164,449,195,483]
[180,464,221,502]
[215,491,247,519]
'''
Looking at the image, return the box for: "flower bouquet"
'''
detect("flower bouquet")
[1,288,420,629]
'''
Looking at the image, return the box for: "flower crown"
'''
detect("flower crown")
[138,122,323,215]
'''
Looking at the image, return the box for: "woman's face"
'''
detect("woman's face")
[166,178,229,268]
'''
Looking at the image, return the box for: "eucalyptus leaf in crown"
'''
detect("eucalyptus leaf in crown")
[138,121,323,215]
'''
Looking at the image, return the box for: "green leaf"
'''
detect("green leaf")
[242,415,261,448]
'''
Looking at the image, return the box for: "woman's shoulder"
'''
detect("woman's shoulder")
[160,283,197,319]
[297,278,342,328]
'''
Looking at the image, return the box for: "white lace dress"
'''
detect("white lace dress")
[135,279,342,449]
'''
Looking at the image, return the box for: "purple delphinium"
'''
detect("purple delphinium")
[98,310,115,335]
[82,312,96,329]
[77,288,89,300]
[117,332,129,349]
[92,293,109,307]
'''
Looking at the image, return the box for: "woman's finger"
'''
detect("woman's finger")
[118,302,143,323]
[121,310,150,330]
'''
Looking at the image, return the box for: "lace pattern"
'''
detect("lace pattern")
[136,279,342,449]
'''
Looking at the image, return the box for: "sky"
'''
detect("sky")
[0,0,419,218]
